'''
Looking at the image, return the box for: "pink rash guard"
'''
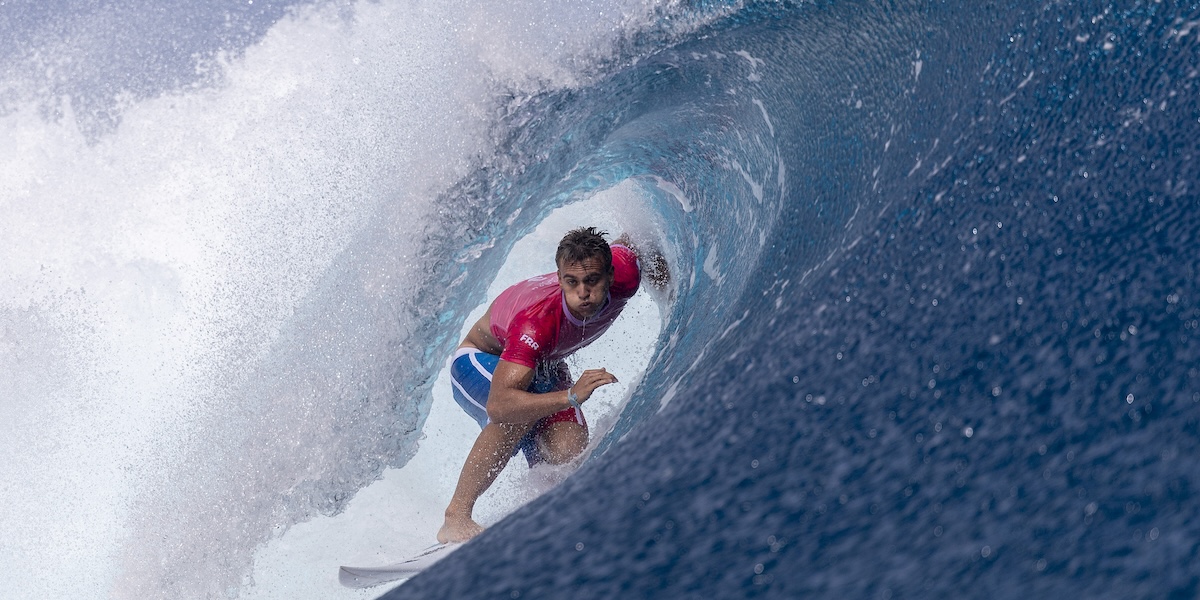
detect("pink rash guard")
[489,245,641,369]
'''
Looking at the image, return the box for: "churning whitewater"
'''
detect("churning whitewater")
[1,0,700,597]
[4,1,1200,599]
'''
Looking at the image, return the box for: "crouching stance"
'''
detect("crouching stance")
[438,227,665,543]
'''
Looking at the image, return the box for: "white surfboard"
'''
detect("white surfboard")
[338,543,462,589]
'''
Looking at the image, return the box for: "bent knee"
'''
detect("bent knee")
[539,422,588,465]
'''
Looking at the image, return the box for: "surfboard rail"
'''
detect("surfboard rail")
[338,543,461,589]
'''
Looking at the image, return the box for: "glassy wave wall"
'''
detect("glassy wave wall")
[3,0,1199,598]
[389,1,1200,599]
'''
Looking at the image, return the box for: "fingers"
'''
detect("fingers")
[572,368,618,402]
[578,369,618,389]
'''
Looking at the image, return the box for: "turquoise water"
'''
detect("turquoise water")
[3,1,1198,598]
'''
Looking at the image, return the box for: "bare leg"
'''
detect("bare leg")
[535,421,589,465]
[438,422,531,543]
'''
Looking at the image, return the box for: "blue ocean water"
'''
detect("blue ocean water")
[386,1,1200,599]
[2,0,1198,598]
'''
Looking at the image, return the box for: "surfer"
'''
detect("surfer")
[438,226,668,543]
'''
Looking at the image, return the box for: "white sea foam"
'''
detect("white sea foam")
[0,1,674,598]
[241,185,665,600]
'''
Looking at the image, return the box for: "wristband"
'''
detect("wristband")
[567,388,580,410]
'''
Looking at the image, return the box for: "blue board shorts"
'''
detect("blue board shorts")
[449,348,585,467]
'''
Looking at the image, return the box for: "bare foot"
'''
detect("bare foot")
[437,516,484,543]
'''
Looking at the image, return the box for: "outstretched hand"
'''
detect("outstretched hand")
[571,368,618,403]
[614,233,670,290]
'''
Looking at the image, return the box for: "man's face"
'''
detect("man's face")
[558,257,613,319]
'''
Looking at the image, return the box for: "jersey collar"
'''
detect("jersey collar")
[561,291,612,326]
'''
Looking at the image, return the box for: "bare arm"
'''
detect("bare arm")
[460,307,503,354]
[614,234,670,289]
[486,360,618,424]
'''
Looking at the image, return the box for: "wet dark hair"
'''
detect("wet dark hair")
[556,227,613,272]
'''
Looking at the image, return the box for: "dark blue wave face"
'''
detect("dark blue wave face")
[394,1,1200,598]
